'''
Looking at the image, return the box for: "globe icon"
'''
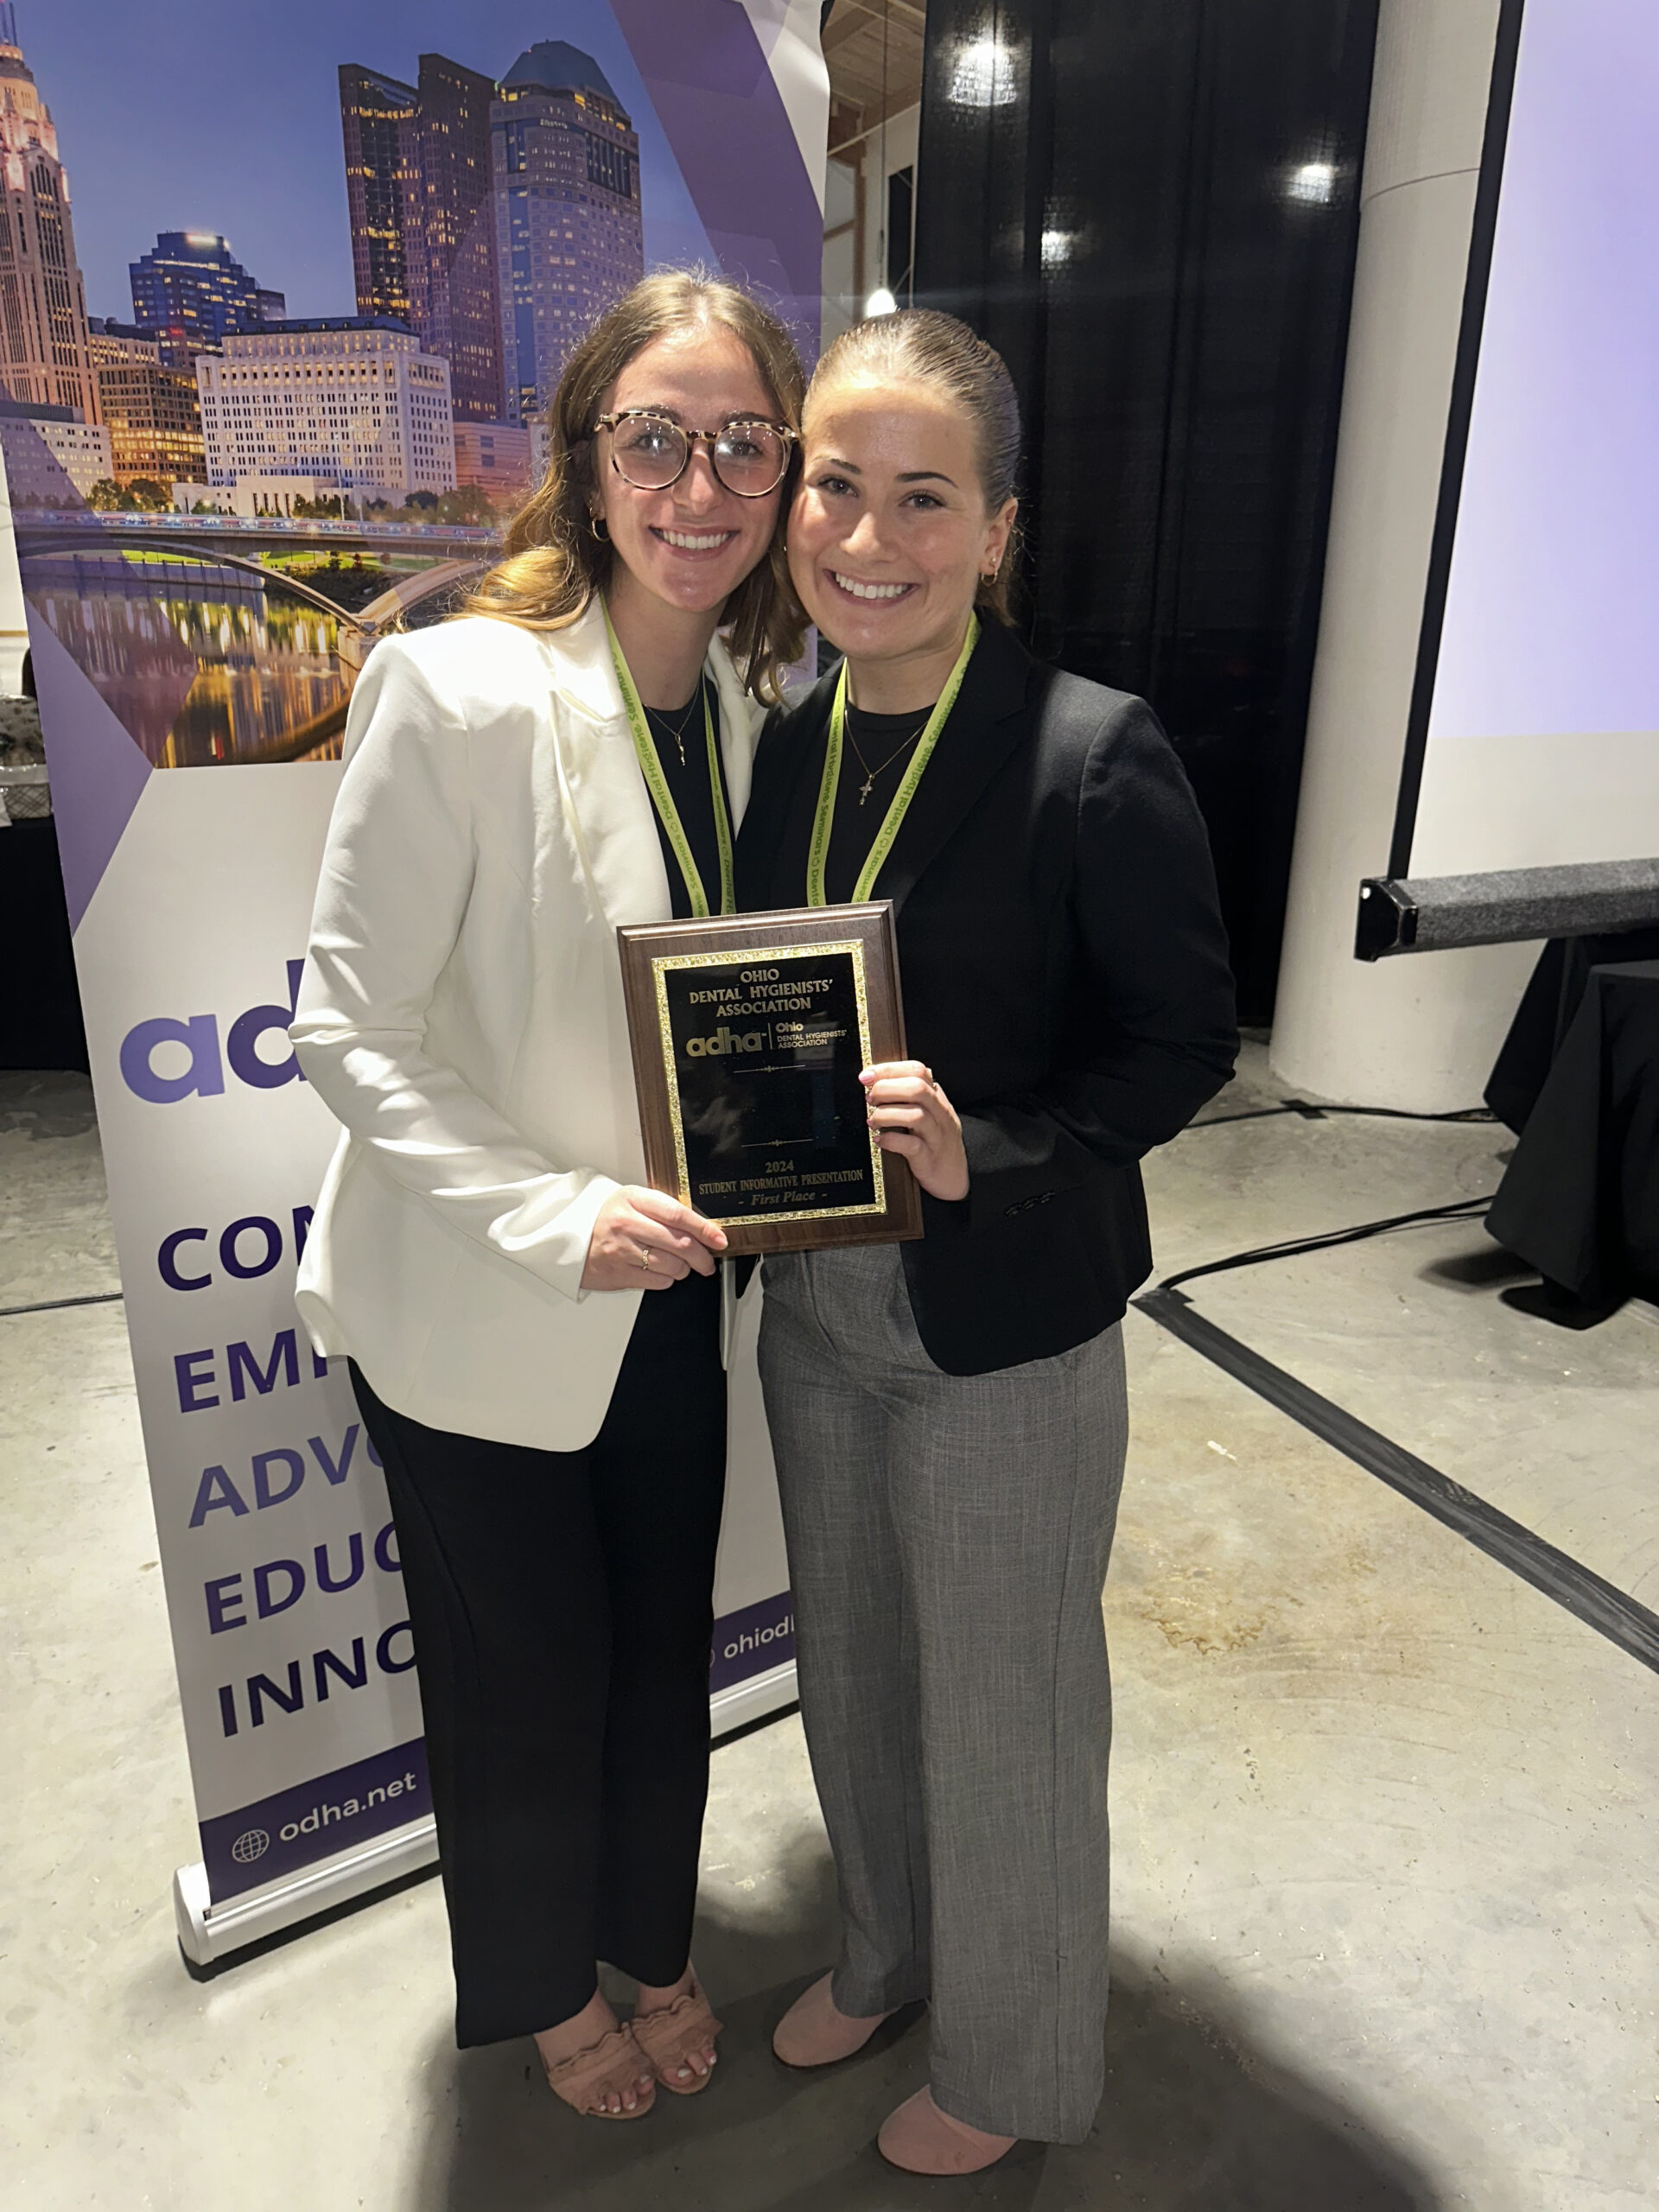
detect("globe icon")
[232,1828,270,1865]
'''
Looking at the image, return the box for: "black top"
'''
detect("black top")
[644,676,732,918]
[737,621,1238,1376]
[821,702,931,904]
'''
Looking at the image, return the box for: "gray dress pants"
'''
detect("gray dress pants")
[758,1243,1128,2143]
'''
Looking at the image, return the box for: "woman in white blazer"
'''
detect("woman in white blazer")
[289,274,805,2120]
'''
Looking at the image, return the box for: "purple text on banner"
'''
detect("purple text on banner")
[200,1737,431,1904]
[710,1589,795,1694]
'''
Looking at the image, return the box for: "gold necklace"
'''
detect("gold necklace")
[844,713,929,805]
[648,683,704,769]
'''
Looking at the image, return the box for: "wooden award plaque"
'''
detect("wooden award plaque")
[618,901,925,1256]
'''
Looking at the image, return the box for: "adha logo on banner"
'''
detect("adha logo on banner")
[9,0,824,1943]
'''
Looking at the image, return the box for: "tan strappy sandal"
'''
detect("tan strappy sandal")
[541,2019,658,2120]
[629,1976,724,2095]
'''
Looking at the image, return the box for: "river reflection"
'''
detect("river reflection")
[25,555,353,768]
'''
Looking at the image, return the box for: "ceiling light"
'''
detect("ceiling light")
[864,287,898,318]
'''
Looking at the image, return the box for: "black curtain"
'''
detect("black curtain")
[914,1,1376,1019]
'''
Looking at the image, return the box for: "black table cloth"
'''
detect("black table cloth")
[1485,927,1659,1135]
[1485,958,1659,1314]
[0,815,88,1072]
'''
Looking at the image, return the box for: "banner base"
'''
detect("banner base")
[710,1656,798,1738]
[174,1661,799,1970]
[174,1813,440,1972]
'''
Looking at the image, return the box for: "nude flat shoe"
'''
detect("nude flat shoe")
[878,2087,1017,2174]
[540,2020,657,2120]
[628,1975,724,2095]
[772,1971,896,2067]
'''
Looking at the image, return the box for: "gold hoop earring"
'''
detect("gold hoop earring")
[590,515,609,543]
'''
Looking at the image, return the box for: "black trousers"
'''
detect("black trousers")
[350,1268,726,2048]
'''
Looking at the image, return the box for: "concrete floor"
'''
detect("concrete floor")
[3,1048,1656,2210]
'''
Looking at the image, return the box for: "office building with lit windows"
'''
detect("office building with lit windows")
[127,232,283,370]
[87,322,205,486]
[492,41,643,424]
[409,54,502,422]
[196,317,455,505]
[0,4,99,423]
[339,64,423,329]
[339,54,503,422]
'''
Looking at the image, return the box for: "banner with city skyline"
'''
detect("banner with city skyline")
[4,0,825,816]
[4,1,827,1947]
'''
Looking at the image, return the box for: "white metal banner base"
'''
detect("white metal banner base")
[175,1661,798,1970]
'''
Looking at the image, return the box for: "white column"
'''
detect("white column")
[1271,0,1535,1111]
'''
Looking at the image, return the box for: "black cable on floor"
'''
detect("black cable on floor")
[0,1289,124,1320]
[1158,1194,1497,1297]
[1315,1103,1497,1123]
[1188,1100,1497,1130]
[1185,1106,1302,1128]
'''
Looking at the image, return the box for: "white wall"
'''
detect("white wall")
[820,101,920,347]
[0,442,27,694]
[1271,0,1535,1110]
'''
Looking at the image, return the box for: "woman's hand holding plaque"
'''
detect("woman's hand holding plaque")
[582,1185,728,1292]
[860,1061,969,1202]
[617,902,925,1255]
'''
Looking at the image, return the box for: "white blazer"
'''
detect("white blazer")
[290,599,765,1450]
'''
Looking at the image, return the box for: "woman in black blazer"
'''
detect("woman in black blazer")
[738,311,1236,2173]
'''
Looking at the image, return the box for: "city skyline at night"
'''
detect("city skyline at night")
[14,3,712,334]
[11,3,823,772]
[341,37,645,428]
[0,7,714,500]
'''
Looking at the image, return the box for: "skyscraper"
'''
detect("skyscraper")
[492,42,644,425]
[411,54,501,422]
[340,54,503,421]
[0,3,99,423]
[339,63,423,327]
[128,233,285,368]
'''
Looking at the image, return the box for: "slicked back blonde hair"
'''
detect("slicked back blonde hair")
[465,270,807,701]
[807,308,1021,623]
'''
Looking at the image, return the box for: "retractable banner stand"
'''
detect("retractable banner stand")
[13,0,826,1968]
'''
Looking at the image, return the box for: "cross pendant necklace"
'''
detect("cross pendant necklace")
[847,716,929,805]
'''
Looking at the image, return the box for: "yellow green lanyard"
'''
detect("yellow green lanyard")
[806,615,980,908]
[605,601,734,918]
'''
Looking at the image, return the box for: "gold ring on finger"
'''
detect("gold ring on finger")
[639,1248,654,1270]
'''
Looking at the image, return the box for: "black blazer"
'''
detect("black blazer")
[735,620,1238,1375]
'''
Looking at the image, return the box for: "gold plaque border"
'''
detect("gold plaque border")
[650,938,887,1226]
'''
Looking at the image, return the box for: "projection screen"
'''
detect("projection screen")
[1391,0,1659,884]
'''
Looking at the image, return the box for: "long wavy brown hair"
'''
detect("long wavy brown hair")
[465,271,807,701]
